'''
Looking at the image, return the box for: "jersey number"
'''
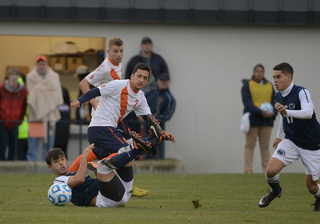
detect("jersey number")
[133,100,138,109]
[285,116,294,124]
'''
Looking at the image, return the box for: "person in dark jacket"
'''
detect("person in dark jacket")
[145,72,176,159]
[0,67,28,160]
[125,37,170,135]
[125,37,169,92]
[241,64,277,173]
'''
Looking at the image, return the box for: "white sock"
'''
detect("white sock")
[266,173,280,183]
[97,161,113,174]
[314,184,320,198]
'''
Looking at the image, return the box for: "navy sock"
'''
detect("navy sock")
[108,147,142,169]
[267,178,282,195]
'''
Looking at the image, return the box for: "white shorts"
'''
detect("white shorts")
[272,139,320,181]
[95,172,133,207]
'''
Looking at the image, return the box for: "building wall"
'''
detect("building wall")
[1,21,320,173]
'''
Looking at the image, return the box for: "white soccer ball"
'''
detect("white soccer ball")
[48,183,72,206]
[259,102,273,113]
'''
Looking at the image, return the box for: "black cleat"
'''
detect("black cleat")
[312,198,320,211]
[258,189,282,208]
[147,114,168,142]
[129,131,152,152]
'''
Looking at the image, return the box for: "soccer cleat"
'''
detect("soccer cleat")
[87,162,98,176]
[129,131,152,152]
[258,189,282,208]
[312,198,320,211]
[147,114,169,142]
[131,186,149,197]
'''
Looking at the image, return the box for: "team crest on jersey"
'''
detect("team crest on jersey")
[288,103,295,109]
[277,149,286,157]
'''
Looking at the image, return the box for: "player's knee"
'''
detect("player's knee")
[265,167,278,178]
[306,182,318,194]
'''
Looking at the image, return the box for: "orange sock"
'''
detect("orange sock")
[69,150,97,172]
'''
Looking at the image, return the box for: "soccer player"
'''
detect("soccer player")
[258,62,320,211]
[71,63,172,193]
[46,130,175,207]
[73,38,146,196]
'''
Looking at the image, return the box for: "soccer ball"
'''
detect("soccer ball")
[48,183,72,206]
[259,102,273,113]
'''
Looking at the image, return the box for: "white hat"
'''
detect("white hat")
[74,65,90,77]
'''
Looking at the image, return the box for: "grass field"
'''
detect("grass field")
[0,173,319,224]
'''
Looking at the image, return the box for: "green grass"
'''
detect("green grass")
[0,173,318,224]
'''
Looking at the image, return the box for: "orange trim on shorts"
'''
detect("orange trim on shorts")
[107,126,125,144]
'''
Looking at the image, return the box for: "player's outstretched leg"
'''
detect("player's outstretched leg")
[313,198,320,211]
[258,188,282,208]
[147,114,169,142]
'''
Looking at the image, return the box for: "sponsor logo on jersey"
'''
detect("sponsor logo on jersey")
[90,75,94,80]
[288,103,295,109]
[277,149,286,157]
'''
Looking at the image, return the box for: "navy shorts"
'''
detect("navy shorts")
[117,118,131,140]
[87,126,129,160]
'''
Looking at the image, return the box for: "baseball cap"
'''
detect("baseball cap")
[141,37,152,44]
[35,55,48,63]
[158,72,170,81]
[74,65,90,77]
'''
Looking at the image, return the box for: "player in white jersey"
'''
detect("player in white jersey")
[258,63,320,211]
[71,63,172,195]
[79,38,123,111]
[72,38,147,196]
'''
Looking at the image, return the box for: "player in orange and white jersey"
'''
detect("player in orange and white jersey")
[79,38,123,110]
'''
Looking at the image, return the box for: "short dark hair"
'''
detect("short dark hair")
[132,62,151,78]
[273,62,294,78]
[45,148,65,166]
[108,38,123,49]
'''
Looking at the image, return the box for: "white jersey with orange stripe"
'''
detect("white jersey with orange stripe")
[85,57,122,87]
[89,80,151,128]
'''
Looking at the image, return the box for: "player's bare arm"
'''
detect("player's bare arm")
[274,102,287,115]
[68,144,94,188]
[79,78,99,110]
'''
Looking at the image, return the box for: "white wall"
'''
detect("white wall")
[1,21,320,173]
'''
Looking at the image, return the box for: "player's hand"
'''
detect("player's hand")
[274,102,287,115]
[165,132,176,143]
[71,100,81,108]
[83,143,94,157]
[273,138,281,149]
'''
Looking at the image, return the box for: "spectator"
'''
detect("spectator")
[0,67,28,160]
[125,37,170,133]
[241,64,277,173]
[26,55,63,161]
[144,72,176,159]
[53,86,71,158]
[17,75,29,160]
